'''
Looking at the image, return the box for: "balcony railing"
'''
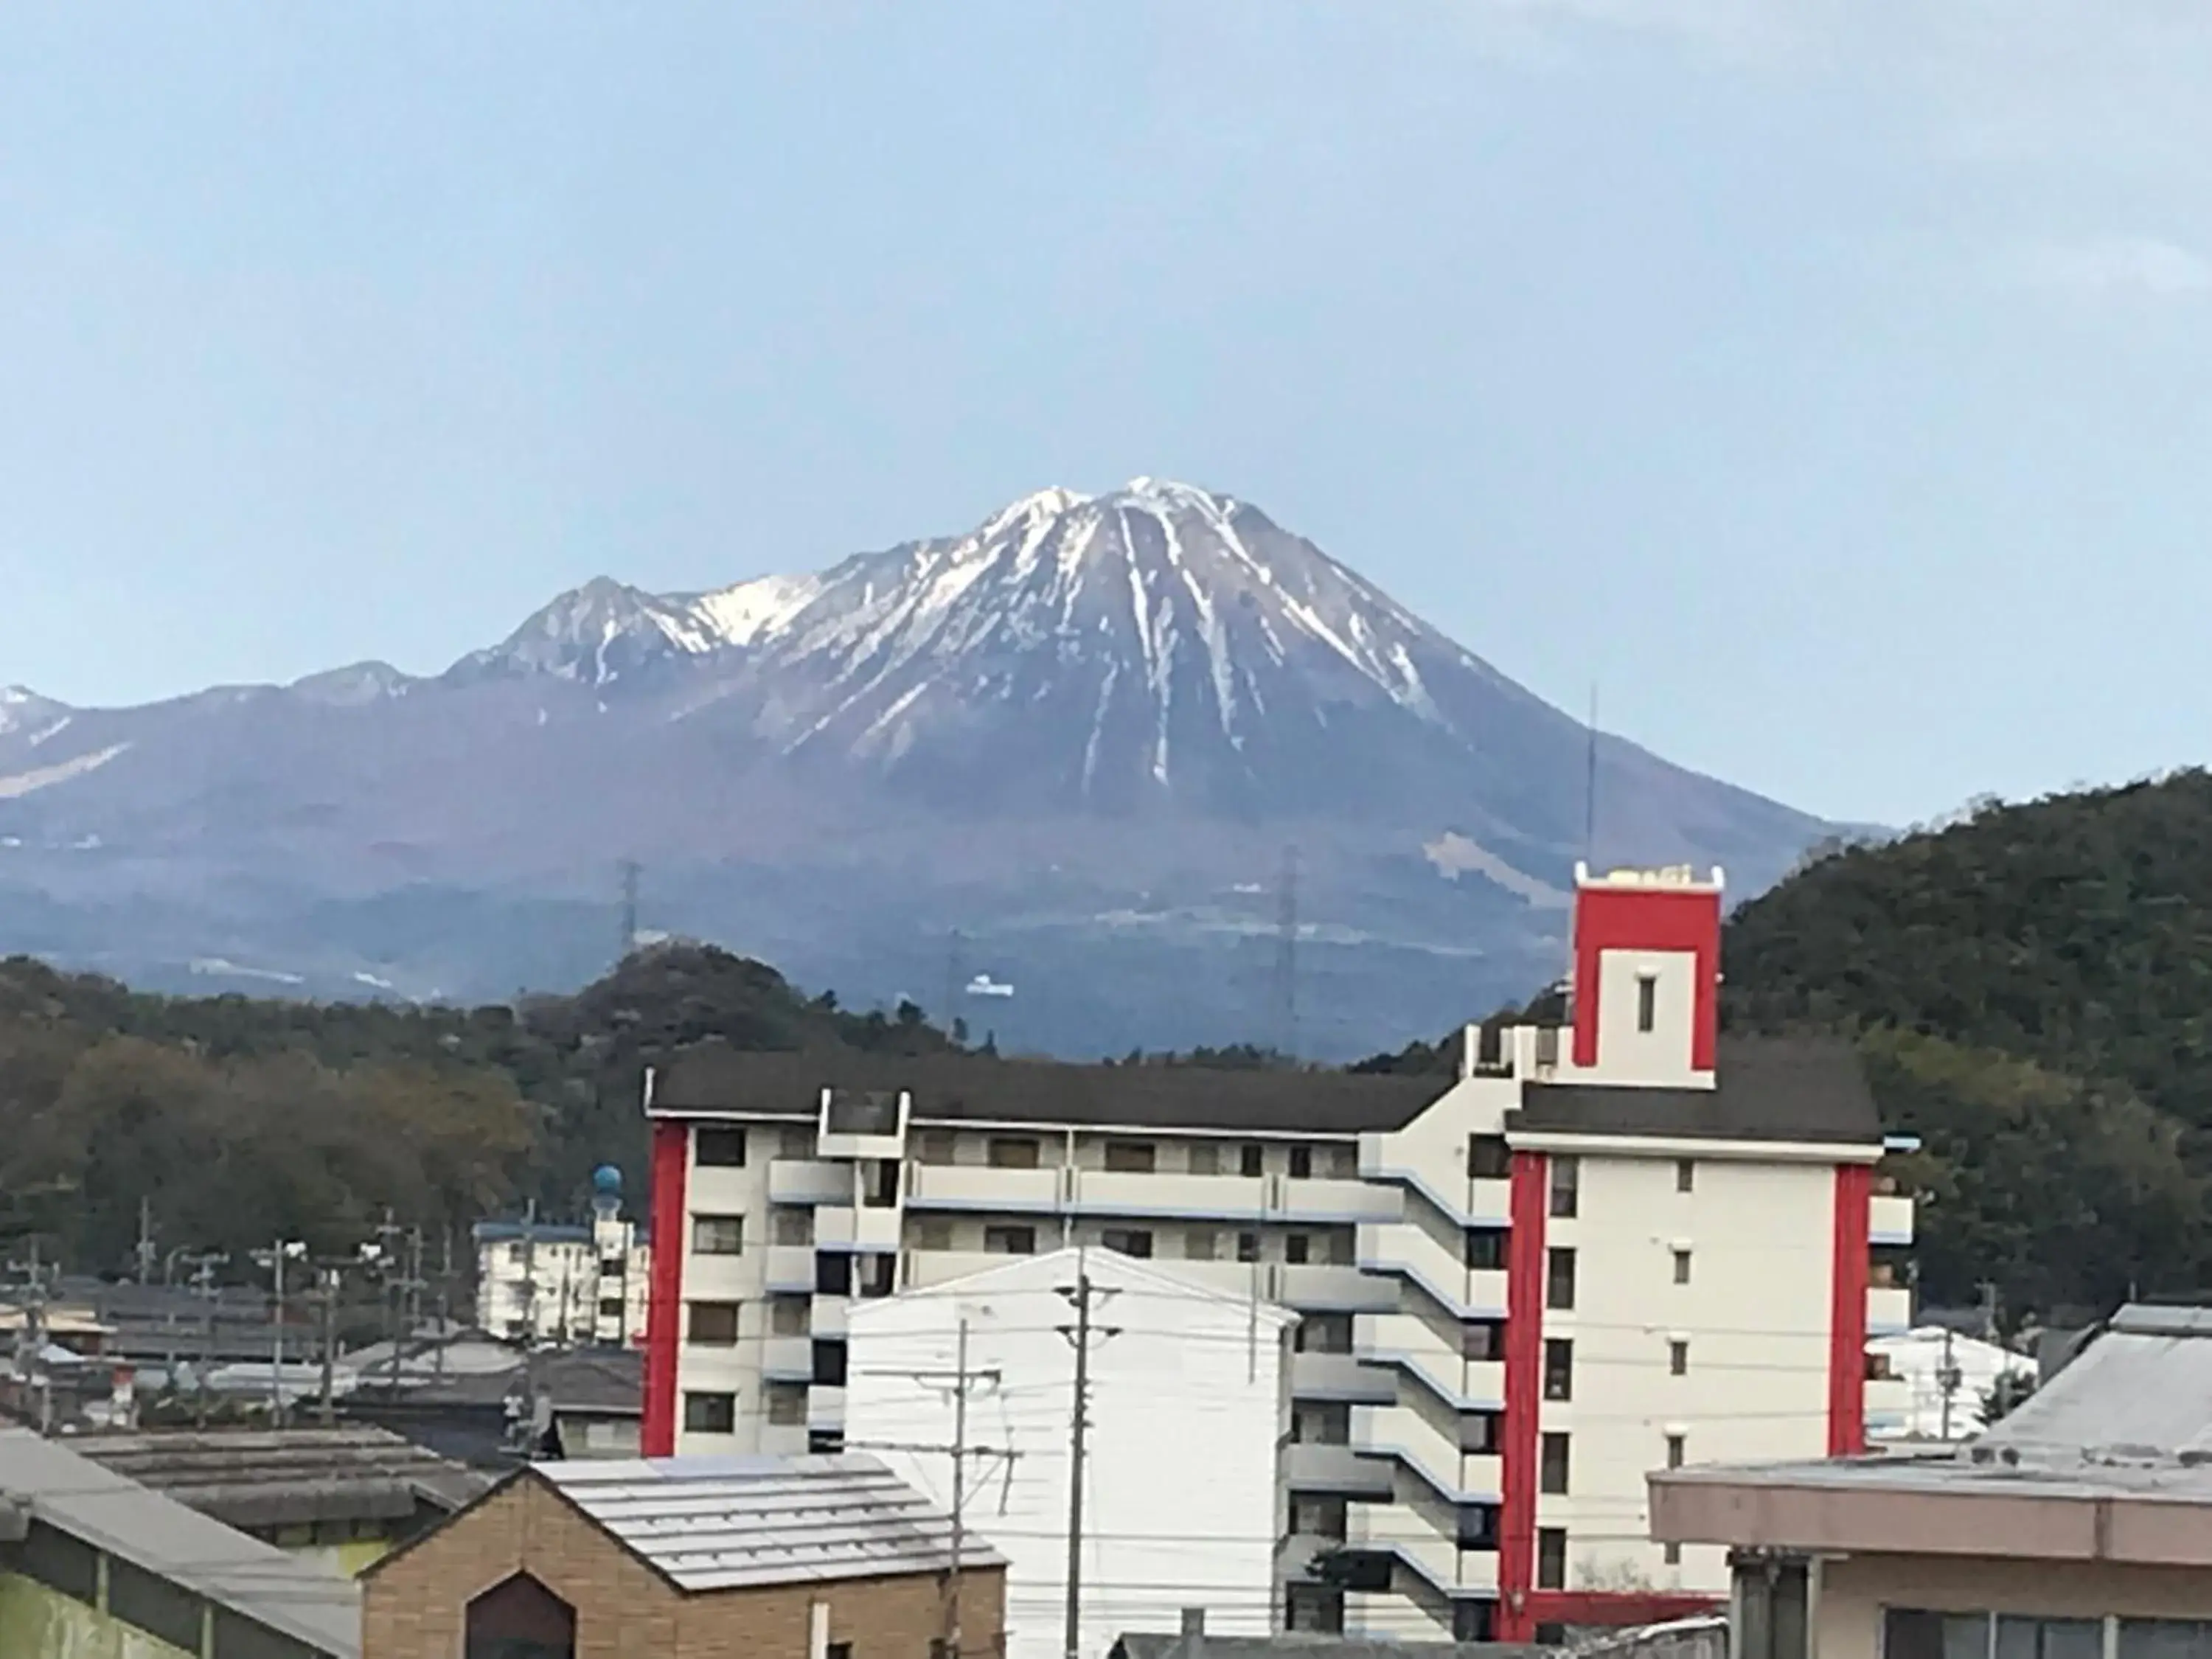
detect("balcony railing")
[764,1245,817,1294]
[1290,1351,1397,1403]
[1358,1224,1509,1320]
[768,1159,856,1207]
[1869,1192,1915,1245]
[815,1206,902,1253]
[1280,1441,1393,1498]
[1867,1284,1912,1335]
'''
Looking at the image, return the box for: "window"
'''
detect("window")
[1462,1320,1505,1361]
[864,1158,900,1208]
[912,1217,953,1251]
[858,1254,895,1298]
[20,1521,97,1602]
[1187,1142,1220,1175]
[1329,1144,1360,1178]
[1467,1134,1512,1180]
[683,1391,736,1434]
[766,1384,807,1425]
[988,1135,1041,1169]
[1184,1228,1217,1261]
[1240,1144,1265,1177]
[109,1557,204,1653]
[1543,1338,1574,1401]
[1297,1313,1353,1354]
[597,1298,624,1320]
[1285,1234,1312,1265]
[1673,1248,1693,1284]
[695,1126,748,1167]
[1104,1141,1157,1173]
[809,1428,845,1454]
[1328,1228,1357,1265]
[1237,1231,1260,1264]
[691,1214,744,1255]
[1888,1613,2104,1659]
[1290,1496,1347,1538]
[1536,1527,1567,1590]
[599,1254,625,1276]
[1540,1432,1571,1494]
[772,1208,813,1245]
[2120,1621,2212,1659]
[914,1129,956,1164]
[1455,1604,1496,1644]
[1460,1411,1502,1453]
[984,1224,1037,1255]
[465,1571,577,1659]
[1294,1402,1352,1444]
[1465,1229,1507,1270]
[815,1253,852,1295]
[811,1339,848,1385]
[1999,1618,2104,1659]
[1636,973,1658,1033]
[770,1296,810,1336]
[1666,1433,1686,1469]
[779,1125,815,1158]
[1670,1339,1689,1376]
[1676,1158,1696,1193]
[1456,1505,1500,1550]
[1102,1228,1154,1259]
[827,1643,853,1659]
[1550,1155,1579,1218]
[687,1301,740,1346]
[1664,1542,1683,1567]
[1289,1145,1314,1180]
[1546,1246,1577,1310]
[1287,1585,1346,1635]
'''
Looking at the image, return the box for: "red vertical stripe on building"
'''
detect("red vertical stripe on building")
[1498,1151,1549,1644]
[641,1118,689,1458]
[1568,886,1722,1071]
[1827,1162,1872,1457]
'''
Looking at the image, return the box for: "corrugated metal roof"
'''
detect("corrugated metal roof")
[0,1427,360,1657]
[77,1425,488,1528]
[1983,1302,2212,1456]
[538,1453,1004,1592]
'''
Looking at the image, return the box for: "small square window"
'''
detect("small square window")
[1465,1230,1507,1271]
[1673,1248,1692,1284]
[912,1217,953,1251]
[1467,1134,1512,1180]
[1664,1542,1683,1567]
[1666,1433,1686,1469]
[1237,1231,1260,1264]
[1546,1247,1576,1311]
[1285,1234,1312,1265]
[1104,1141,1157,1173]
[1676,1158,1696,1193]
[1636,975,1658,1034]
[1543,1338,1573,1402]
[770,1296,810,1336]
[988,1136,1041,1169]
[766,1384,807,1425]
[695,1126,748,1167]
[1462,1321,1505,1361]
[1188,1142,1221,1176]
[815,1253,852,1295]
[1102,1228,1153,1259]
[1669,1339,1689,1377]
[686,1301,741,1346]
[691,1214,745,1256]
[1184,1229,1217,1261]
[1289,1145,1314,1180]
[1240,1145,1265,1178]
[683,1391,736,1434]
[984,1225,1037,1255]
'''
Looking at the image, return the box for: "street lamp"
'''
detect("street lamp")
[251,1240,308,1427]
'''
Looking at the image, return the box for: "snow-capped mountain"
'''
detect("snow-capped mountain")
[0,480,1837,1054]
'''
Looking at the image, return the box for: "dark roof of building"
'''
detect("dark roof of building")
[473,1220,594,1245]
[1511,1036,1881,1145]
[356,1346,641,1416]
[653,1045,1447,1135]
[75,1425,489,1530]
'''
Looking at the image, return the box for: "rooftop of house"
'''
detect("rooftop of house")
[1514,1036,1882,1145]
[0,1426,361,1657]
[74,1425,490,1531]
[372,1453,1001,1594]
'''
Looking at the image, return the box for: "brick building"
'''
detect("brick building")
[360,1452,1005,1659]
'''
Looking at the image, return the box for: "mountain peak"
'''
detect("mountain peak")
[446,577,717,688]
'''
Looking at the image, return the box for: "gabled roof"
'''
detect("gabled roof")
[1513,1036,1881,1146]
[532,1453,1004,1592]
[0,1427,360,1657]
[652,1045,1444,1135]
[76,1425,488,1529]
[1982,1302,2212,1456]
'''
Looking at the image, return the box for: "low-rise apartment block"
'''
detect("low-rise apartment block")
[473,1166,650,1348]
[640,866,1914,1645]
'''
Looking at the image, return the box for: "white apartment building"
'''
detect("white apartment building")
[639,866,1913,1646]
[474,1166,651,1348]
[844,1247,1298,1659]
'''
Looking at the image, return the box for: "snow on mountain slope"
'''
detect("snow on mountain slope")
[446,576,722,687]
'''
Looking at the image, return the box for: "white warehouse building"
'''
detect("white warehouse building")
[844,1247,1297,1659]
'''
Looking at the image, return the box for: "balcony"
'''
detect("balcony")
[1276,1178,1400,1225]
[768,1160,855,1207]
[1870,1192,1915,1246]
[1290,1351,1397,1403]
[1359,1223,1508,1319]
[905,1163,1064,1213]
[818,1088,905,1161]
[815,1206,902,1253]
[1355,1314,1503,1411]
[1069,1169,1267,1220]
[1863,1374,1913,1439]
[807,1385,846,1428]
[1359,1143,1512,1227]
[1279,1263,1394,1312]
[1868,1284,1912,1335]
[762,1336,813,1382]
[810,1295,848,1339]
[765,1245,817,1294]
[1345,1507,1500,1599]
[1281,1441,1393,1498]
[1352,1402,1502,1505]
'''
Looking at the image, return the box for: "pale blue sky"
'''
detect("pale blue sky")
[4,3,2211,826]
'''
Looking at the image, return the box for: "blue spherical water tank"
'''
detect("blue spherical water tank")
[591,1164,624,1195]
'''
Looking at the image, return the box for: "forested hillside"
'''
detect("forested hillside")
[0,945,953,1273]
[1725,771,2212,1320]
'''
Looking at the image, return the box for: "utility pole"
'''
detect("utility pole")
[7,1239,55,1435]
[843,1318,1016,1659]
[1978,1281,2002,1344]
[182,1252,227,1428]
[1057,1267,1120,1659]
[317,1267,341,1428]
[1937,1326,1961,1441]
[135,1199,157,1286]
[256,1240,306,1428]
